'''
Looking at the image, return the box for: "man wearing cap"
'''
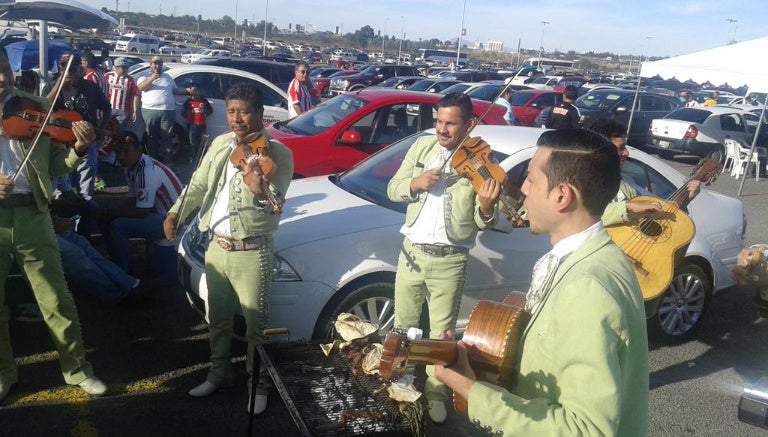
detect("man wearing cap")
[136,56,191,162]
[44,53,112,202]
[104,57,140,136]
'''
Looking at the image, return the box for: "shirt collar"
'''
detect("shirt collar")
[550,220,604,261]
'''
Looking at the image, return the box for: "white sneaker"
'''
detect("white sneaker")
[248,394,268,415]
[0,381,15,402]
[428,400,447,424]
[188,380,220,397]
[78,377,107,396]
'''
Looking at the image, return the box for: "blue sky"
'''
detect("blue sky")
[96,0,767,57]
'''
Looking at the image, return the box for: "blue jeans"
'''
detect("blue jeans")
[113,109,142,139]
[58,230,137,305]
[142,108,176,161]
[188,123,206,162]
[106,213,165,272]
[69,142,98,200]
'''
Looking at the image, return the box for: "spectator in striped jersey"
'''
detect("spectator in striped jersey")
[82,52,108,99]
[104,57,140,135]
[91,132,182,276]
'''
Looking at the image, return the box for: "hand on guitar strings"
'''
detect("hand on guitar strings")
[626,199,663,215]
[434,330,477,400]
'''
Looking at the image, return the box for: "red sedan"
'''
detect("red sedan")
[511,90,563,127]
[267,88,508,177]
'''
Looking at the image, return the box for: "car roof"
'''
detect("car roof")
[680,105,752,115]
[135,64,288,97]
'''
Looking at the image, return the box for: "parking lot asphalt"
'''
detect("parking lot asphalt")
[1,152,767,436]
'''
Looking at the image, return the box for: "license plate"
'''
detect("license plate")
[658,140,670,148]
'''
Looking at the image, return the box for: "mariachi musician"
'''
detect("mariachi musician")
[163,83,293,415]
[0,47,107,401]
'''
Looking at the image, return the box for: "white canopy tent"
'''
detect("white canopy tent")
[640,36,768,93]
[640,37,768,195]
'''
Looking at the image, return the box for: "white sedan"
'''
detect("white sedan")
[178,126,745,343]
[159,44,192,55]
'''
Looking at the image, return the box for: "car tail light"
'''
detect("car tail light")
[685,125,698,138]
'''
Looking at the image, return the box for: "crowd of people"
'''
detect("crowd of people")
[1,42,767,437]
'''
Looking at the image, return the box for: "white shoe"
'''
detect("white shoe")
[78,377,107,396]
[428,400,447,424]
[248,394,268,415]
[188,380,220,397]
[0,381,15,402]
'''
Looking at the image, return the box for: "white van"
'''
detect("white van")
[115,33,160,53]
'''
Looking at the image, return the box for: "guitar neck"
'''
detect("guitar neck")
[403,339,458,367]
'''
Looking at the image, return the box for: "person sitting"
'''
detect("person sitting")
[89,132,182,280]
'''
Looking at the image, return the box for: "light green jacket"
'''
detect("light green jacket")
[467,230,649,437]
[601,180,639,226]
[8,89,83,212]
[169,129,293,238]
[386,135,497,245]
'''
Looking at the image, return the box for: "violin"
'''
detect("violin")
[1,95,113,144]
[451,136,526,226]
[229,132,282,213]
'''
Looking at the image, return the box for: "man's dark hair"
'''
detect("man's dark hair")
[536,128,621,217]
[225,83,263,112]
[437,93,473,122]
[588,118,627,140]
[295,61,309,71]
[82,52,98,68]
[563,85,579,100]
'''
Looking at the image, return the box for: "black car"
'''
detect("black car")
[574,89,681,147]
[75,38,111,53]
[327,64,422,95]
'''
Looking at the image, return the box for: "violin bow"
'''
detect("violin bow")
[173,133,211,237]
[440,66,528,170]
[11,54,75,183]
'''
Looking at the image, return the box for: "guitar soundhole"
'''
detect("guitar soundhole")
[638,219,663,237]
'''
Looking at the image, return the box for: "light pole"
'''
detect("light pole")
[456,0,467,69]
[262,0,268,56]
[397,16,404,65]
[627,36,653,138]
[381,17,388,59]
[234,0,238,44]
[726,18,737,44]
[537,21,549,68]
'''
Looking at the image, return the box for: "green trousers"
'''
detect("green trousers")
[393,238,468,402]
[203,236,274,394]
[0,205,93,386]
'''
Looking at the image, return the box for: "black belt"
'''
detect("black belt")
[210,233,271,252]
[412,243,468,257]
[0,193,35,209]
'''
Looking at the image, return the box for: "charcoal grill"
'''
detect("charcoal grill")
[257,341,422,436]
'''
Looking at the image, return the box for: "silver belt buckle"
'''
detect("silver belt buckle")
[216,237,235,251]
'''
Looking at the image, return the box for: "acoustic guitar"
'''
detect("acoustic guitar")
[379,293,530,416]
[605,158,721,301]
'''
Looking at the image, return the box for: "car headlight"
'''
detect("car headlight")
[340,80,349,88]
[273,254,301,281]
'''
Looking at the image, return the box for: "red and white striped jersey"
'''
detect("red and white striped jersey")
[104,72,139,112]
[127,154,182,216]
[84,68,109,97]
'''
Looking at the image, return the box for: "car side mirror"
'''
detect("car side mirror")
[339,130,362,145]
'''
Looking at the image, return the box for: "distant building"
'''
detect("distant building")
[485,40,504,52]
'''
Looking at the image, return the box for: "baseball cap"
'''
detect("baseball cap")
[150,55,163,63]
[114,57,130,67]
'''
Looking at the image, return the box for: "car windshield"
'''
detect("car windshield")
[510,92,536,106]
[407,80,435,92]
[377,77,401,87]
[358,65,378,75]
[118,36,131,42]
[275,94,368,136]
[664,108,710,124]
[336,131,510,213]
[575,92,624,110]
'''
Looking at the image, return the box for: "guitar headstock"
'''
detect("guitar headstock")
[691,158,723,184]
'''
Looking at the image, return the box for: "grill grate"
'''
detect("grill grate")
[263,341,419,436]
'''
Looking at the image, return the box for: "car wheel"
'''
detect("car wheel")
[648,263,712,343]
[312,282,395,340]
[709,145,725,164]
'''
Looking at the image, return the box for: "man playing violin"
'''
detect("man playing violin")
[0,47,108,402]
[162,83,293,415]
[386,93,501,424]
[435,129,649,436]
